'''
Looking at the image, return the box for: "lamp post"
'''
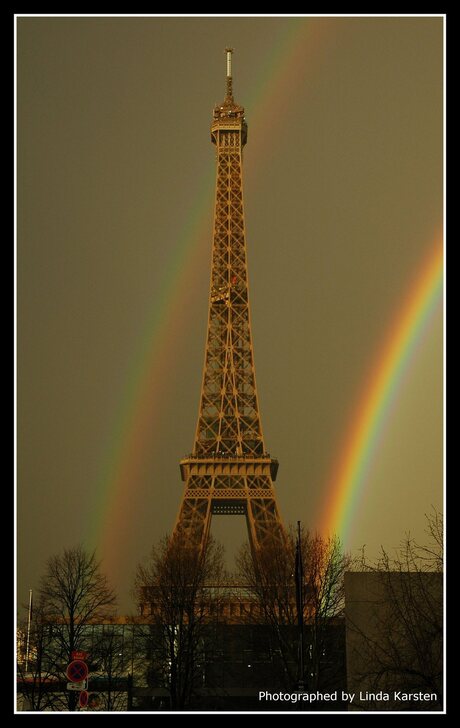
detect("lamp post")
[295,522,305,691]
[25,589,33,673]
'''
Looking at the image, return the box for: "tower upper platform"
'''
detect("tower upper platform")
[211,48,247,146]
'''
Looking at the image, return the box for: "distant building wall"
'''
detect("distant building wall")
[344,571,443,712]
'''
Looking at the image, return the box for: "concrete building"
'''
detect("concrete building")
[344,571,443,711]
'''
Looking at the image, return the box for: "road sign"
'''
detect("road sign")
[79,690,89,708]
[66,660,89,683]
[71,650,89,661]
[67,679,88,691]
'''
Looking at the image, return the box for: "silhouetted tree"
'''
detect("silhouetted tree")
[133,534,226,709]
[346,509,443,710]
[17,600,60,711]
[17,545,117,711]
[89,624,137,711]
[237,526,351,694]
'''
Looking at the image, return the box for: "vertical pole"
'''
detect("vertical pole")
[225,47,233,100]
[127,672,133,711]
[295,522,305,690]
[226,48,232,78]
[25,588,33,673]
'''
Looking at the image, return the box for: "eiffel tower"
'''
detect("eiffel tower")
[174,49,284,555]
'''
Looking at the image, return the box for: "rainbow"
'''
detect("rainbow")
[85,18,337,579]
[85,172,213,557]
[319,232,443,545]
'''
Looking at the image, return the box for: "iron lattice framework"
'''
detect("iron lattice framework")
[174,50,284,555]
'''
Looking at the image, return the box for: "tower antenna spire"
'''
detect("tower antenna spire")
[225,47,234,101]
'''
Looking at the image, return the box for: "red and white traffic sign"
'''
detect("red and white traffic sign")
[67,679,88,691]
[79,690,89,708]
[71,650,89,661]
[66,659,89,683]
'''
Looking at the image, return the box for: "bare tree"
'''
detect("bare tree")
[346,509,443,710]
[18,545,117,711]
[236,525,351,693]
[133,533,226,709]
[304,531,351,690]
[89,625,134,711]
[17,600,62,711]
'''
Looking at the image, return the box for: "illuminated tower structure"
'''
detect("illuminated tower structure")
[174,50,284,554]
